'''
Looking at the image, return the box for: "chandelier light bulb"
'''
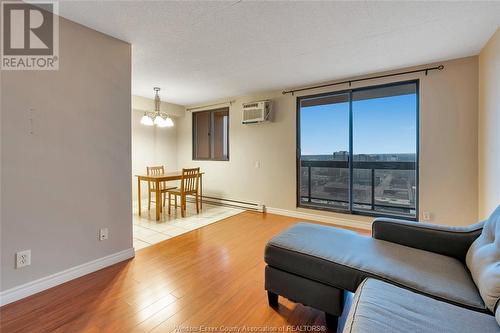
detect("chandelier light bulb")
[164,116,174,127]
[140,113,154,126]
[154,114,166,126]
[157,116,169,128]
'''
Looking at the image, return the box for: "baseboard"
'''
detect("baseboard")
[197,196,264,212]
[0,248,135,306]
[265,207,372,231]
[134,196,264,212]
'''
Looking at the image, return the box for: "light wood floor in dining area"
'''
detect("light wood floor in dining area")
[0,211,368,333]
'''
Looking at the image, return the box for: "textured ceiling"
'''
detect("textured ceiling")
[58,1,500,105]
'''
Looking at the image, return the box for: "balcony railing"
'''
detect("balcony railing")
[299,160,416,217]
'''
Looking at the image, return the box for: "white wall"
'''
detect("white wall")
[131,96,184,200]
[478,28,500,219]
[177,57,480,226]
[1,17,132,291]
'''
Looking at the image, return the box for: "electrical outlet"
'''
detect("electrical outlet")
[255,161,261,168]
[422,212,432,221]
[99,228,109,241]
[16,250,31,269]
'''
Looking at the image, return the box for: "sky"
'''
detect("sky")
[300,93,417,156]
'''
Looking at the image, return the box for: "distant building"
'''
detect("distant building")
[332,151,349,160]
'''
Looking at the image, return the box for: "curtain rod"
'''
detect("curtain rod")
[186,100,235,112]
[282,65,444,95]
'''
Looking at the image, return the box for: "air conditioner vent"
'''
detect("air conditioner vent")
[243,103,259,109]
[242,101,272,124]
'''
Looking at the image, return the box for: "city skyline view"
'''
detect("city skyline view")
[298,83,418,217]
[300,93,417,156]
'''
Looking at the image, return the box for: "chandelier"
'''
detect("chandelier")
[140,87,174,127]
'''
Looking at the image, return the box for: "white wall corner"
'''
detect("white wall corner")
[0,248,135,307]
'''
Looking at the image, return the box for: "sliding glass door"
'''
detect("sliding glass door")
[297,81,418,218]
[299,93,350,211]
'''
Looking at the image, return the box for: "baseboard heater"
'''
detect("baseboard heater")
[185,195,264,212]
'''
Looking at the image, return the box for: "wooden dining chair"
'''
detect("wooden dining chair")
[146,166,176,212]
[167,168,200,217]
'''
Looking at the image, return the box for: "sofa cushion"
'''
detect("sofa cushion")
[265,222,485,311]
[343,278,499,333]
[466,205,500,313]
[497,305,500,326]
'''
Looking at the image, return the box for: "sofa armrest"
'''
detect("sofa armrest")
[372,218,484,261]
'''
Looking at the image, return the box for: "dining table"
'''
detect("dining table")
[135,171,204,221]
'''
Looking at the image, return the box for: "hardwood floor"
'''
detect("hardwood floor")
[0,211,369,333]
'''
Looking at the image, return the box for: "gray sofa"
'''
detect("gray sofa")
[264,205,500,332]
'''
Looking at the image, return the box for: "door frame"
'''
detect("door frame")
[295,79,420,220]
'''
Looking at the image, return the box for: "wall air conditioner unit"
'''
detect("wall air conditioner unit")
[242,100,272,124]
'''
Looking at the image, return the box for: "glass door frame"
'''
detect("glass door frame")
[296,79,420,220]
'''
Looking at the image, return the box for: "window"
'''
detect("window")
[193,108,229,161]
[297,81,418,219]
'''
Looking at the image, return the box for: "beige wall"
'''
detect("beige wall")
[1,18,132,291]
[419,57,478,225]
[478,28,500,219]
[177,57,480,226]
[132,96,184,200]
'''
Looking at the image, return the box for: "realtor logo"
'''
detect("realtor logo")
[1,1,59,70]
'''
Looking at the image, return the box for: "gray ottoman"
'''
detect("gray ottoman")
[264,223,349,328]
[264,266,344,328]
